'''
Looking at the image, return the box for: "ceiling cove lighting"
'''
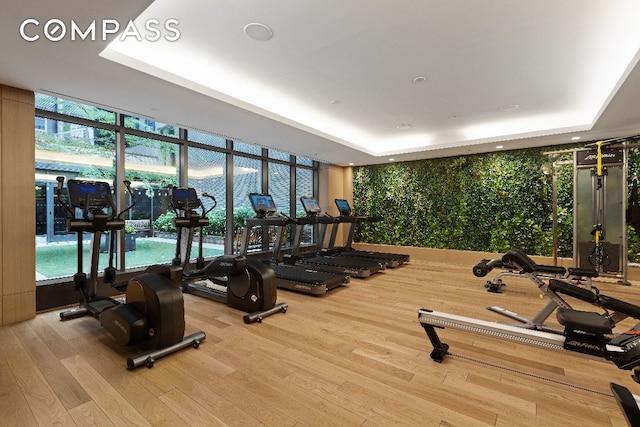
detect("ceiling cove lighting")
[100,0,640,158]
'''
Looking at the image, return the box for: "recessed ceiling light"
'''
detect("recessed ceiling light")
[571,136,581,141]
[243,23,273,41]
[496,145,504,149]
[348,162,354,166]
[396,124,412,130]
[389,158,395,162]
[412,76,427,84]
[497,104,520,112]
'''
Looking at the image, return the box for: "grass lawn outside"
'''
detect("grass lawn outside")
[36,238,224,280]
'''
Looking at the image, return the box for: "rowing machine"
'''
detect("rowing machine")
[418,307,640,382]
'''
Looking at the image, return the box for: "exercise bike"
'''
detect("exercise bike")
[168,186,287,323]
[56,177,205,369]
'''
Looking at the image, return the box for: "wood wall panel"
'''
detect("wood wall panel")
[1,85,35,325]
[0,86,2,301]
[323,164,351,246]
[3,291,36,325]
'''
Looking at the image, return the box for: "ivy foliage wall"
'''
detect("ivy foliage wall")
[353,145,639,259]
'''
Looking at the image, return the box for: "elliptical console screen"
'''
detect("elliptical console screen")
[335,199,352,216]
[249,193,277,214]
[171,187,200,209]
[300,197,321,215]
[67,179,112,209]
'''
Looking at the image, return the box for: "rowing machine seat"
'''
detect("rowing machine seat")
[556,308,613,335]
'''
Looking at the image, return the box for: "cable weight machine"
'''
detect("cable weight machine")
[576,140,625,278]
[544,135,640,284]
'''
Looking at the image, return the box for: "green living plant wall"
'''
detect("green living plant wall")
[353,144,640,260]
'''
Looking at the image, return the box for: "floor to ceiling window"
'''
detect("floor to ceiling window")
[296,166,315,246]
[34,94,318,295]
[123,132,180,268]
[232,153,262,253]
[187,144,227,258]
[35,98,117,280]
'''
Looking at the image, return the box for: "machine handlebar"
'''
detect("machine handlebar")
[201,192,217,216]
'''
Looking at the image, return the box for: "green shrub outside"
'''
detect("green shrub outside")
[153,206,256,235]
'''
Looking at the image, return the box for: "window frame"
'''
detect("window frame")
[34,95,318,311]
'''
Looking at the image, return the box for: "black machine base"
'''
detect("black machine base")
[61,270,206,369]
[183,259,287,323]
[127,331,206,369]
[242,303,289,324]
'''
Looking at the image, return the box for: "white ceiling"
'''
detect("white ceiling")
[2,0,640,166]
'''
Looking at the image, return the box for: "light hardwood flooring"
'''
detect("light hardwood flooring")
[2,258,639,426]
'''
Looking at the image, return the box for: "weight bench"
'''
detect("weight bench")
[477,249,637,333]
[473,248,598,292]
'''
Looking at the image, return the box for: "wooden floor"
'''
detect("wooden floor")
[2,258,639,426]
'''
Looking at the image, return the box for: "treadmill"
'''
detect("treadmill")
[239,193,349,295]
[326,199,410,267]
[285,197,385,278]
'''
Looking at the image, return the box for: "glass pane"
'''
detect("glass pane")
[187,147,226,257]
[296,156,314,166]
[35,118,116,281]
[124,134,179,268]
[296,167,314,245]
[268,162,291,249]
[233,140,262,156]
[188,129,227,148]
[124,115,179,138]
[233,155,261,253]
[269,163,290,214]
[35,93,116,125]
[268,149,291,162]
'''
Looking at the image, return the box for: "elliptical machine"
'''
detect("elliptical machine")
[169,186,287,323]
[56,177,205,369]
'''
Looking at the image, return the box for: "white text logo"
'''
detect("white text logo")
[20,19,180,42]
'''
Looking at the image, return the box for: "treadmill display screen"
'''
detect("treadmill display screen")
[300,197,321,214]
[249,193,277,214]
[335,199,352,216]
